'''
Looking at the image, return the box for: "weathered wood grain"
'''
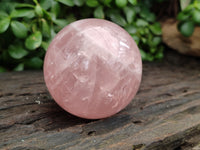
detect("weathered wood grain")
[0,52,200,150]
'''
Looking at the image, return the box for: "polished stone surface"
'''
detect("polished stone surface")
[44,19,142,119]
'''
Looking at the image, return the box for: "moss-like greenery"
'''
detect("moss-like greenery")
[0,0,166,71]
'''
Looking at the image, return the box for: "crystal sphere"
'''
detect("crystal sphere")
[44,19,142,119]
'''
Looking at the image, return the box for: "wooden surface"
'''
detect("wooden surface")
[0,52,200,150]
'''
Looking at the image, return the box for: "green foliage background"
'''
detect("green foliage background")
[1,0,198,71]
[178,0,200,37]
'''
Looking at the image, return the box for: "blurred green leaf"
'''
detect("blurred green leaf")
[177,12,189,20]
[192,10,200,23]
[43,9,53,20]
[134,5,141,13]
[10,9,35,18]
[136,19,148,27]
[94,6,104,19]
[0,11,8,18]
[108,10,127,26]
[179,21,194,37]
[13,63,24,71]
[8,45,28,59]
[0,17,10,33]
[140,7,156,22]
[180,0,192,10]
[147,13,156,22]
[0,2,17,14]
[16,3,35,8]
[35,5,43,17]
[25,57,43,69]
[48,12,56,21]
[123,6,136,24]
[182,4,194,12]
[0,66,7,72]
[51,1,60,17]
[128,0,137,5]
[50,25,56,39]
[125,25,137,34]
[155,49,163,59]
[139,49,147,60]
[66,14,76,23]
[102,0,112,6]
[131,35,140,44]
[149,23,162,35]
[40,0,52,10]
[146,53,154,61]
[115,0,128,8]
[73,0,84,6]
[150,48,156,53]
[155,52,163,59]
[11,21,28,38]
[33,0,39,5]
[57,0,74,7]
[141,37,147,43]
[138,28,145,35]
[86,0,99,7]
[25,31,42,50]
[151,37,161,46]
[41,41,50,51]
[195,1,200,10]
[31,23,38,33]
[53,19,68,28]
[144,27,149,34]
[41,19,51,37]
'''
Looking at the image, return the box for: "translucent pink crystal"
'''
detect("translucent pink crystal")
[44,19,142,119]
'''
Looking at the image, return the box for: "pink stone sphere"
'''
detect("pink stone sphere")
[44,19,142,119]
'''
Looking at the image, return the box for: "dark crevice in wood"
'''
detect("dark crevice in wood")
[176,132,200,150]
[15,91,49,97]
[30,110,36,113]
[10,146,45,150]
[16,93,32,96]
[145,124,200,150]
[0,92,14,98]
[132,120,143,125]
[16,116,47,126]
[0,124,13,130]
[0,103,36,111]
[87,131,96,136]
[183,89,188,93]
[133,144,145,150]
[22,82,45,86]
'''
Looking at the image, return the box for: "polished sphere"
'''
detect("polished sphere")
[44,19,142,119]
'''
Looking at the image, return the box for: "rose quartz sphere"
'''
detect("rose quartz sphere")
[44,19,142,119]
